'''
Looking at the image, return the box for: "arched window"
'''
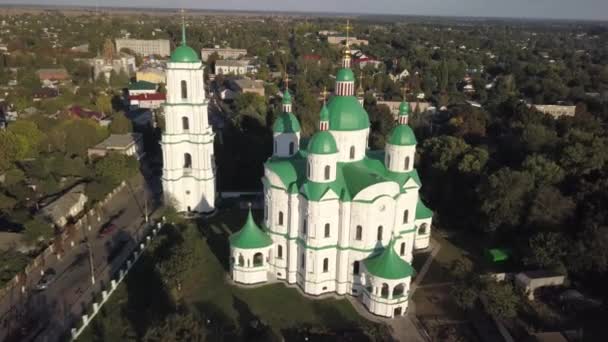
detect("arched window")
[381,283,390,298]
[278,245,283,259]
[301,253,305,269]
[181,80,188,99]
[278,211,284,226]
[274,141,277,154]
[400,242,406,256]
[303,219,307,235]
[230,257,235,265]
[393,284,405,298]
[386,154,391,168]
[184,153,192,168]
[182,116,189,131]
[253,252,264,267]
[419,223,428,235]
[403,210,409,224]
[355,225,363,240]
[307,161,311,178]
[324,165,330,180]
[404,156,410,170]
[377,226,383,241]
[353,261,360,275]
[350,146,355,159]
[323,258,329,272]
[324,223,330,238]
[238,254,244,266]
[289,142,294,155]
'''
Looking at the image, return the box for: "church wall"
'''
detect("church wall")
[330,129,369,162]
[385,144,416,173]
[307,153,338,182]
[273,132,300,157]
[165,63,205,104]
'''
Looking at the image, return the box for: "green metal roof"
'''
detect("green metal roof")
[388,125,417,146]
[364,239,414,280]
[170,45,200,63]
[336,68,355,82]
[129,80,157,91]
[273,112,301,133]
[229,208,273,249]
[399,101,411,115]
[485,248,511,262]
[265,150,422,202]
[319,104,330,122]
[282,89,292,104]
[307,131,338,154]
[415,199,433,219]
[326,95,370,131]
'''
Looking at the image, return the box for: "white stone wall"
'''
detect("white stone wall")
[413,217,432,250]
[230,245,271,284]
[273,132,300,158]
[385,144,416,173]
[330,129,369,162]
[307,153,338,182]
[360,273,411,318]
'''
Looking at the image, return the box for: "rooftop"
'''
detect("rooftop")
[92,133,142,150]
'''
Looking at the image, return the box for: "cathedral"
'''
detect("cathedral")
[229,42,433,318]
[161,23,216,213]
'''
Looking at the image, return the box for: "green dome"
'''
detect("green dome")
[170,45,200,63]
[336,68,355,82]
[364,239,414,280]
[307,131,338,154]
[399,101,411,115]
[273,112,301,133]
[229,208,273,249]
[319,104,330,121]
[388,125,417,146]
[282,89,292,104]
[326,96,370,131]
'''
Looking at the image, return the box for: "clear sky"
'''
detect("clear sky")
[1,0,607,21]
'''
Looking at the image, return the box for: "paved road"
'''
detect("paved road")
[1,161,162,342]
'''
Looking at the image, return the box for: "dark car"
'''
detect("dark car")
[35,268,57,290]
[98,223,118,238]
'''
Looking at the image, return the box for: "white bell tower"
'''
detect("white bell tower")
[161,16,216,213]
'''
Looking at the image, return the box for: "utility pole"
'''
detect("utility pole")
[80,223,95,285]
[144,187,149,224]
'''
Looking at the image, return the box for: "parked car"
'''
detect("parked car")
[98,223,118,238]
[35,268,57,290]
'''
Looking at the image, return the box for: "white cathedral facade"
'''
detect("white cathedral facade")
[230,46,433,318]
[161,26,216,213]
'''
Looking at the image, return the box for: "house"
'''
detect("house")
[41,184,88,228]
[230,79,265,97]
[129,92,165,109]
[136,67,166,84]
[87,133,144,159]
[353,56,382,69]
[115,38,171,57]
[201,47,247,61]
[33,87,59,101]
[389,69,410,82]
[68,106,104,121]
[36,68,70,82]
[532,105,576,119]
[327,36,369,46]
[377,100,432,118]
[215,60,252,76]
[515,270,566,300]
[128,80,158,96]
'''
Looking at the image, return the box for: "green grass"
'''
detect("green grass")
[79,207,383,341]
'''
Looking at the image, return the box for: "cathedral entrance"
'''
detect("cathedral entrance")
[394,307,402,317]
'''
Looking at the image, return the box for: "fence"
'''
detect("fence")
[69,220,165,340]
[0,181,127,303]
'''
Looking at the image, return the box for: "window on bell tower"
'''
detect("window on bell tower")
[181,80,188,99]
[182,116,189,131]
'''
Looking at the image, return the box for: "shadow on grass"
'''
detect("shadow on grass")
[192,300,239,341]
[232,294,277,341]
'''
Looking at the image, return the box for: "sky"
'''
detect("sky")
[1,0,607,21]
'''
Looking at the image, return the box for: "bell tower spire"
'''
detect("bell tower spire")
[181,9,187,45]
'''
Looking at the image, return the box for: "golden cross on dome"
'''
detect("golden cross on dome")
[359,73,365,87]
[401,86,408,100]
[284,74,290,89]
[321,86,329,104]
[345,19,352,46]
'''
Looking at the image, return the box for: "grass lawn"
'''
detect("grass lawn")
[79,206,384,341]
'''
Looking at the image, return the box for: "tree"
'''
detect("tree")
[524,232,567,269]
[23,217,54,243]
[6,120,46,158]
[527,186,574,227]
[522,155,565,186]
[94,153,138,186]
[109,113,133,134]
[143,310,206,342]
[481,281,519,320]
[478,168,535,232]
[96,94,113,116]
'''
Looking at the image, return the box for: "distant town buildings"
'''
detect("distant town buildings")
[201,46,247,61]
[128,80,158,96]
[532,105,576,119]
[327,36,369,46]
[231,78,265,97]
[91,39,136,80]
[129,93,166,109]
[377,100,433,118]
[36,68,70,82]
[41,184,88,228]
[115,38,171,57]
[136,67,166,84]
[87,133,144,159]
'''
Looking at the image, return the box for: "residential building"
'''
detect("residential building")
[115,39,171,57]
[201,46,247,61]
[129,93,166,109]
[377,100,432,118]
[128,80,158,96]
[91,54,136,81]
[229,46,433,319]
[161,25,216,213]
[327,36,369,46]
[230,78,265,97]
[532,105,576,119]
[215,60,250,76]
[41,184,88,228]
[87,133,145,159]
